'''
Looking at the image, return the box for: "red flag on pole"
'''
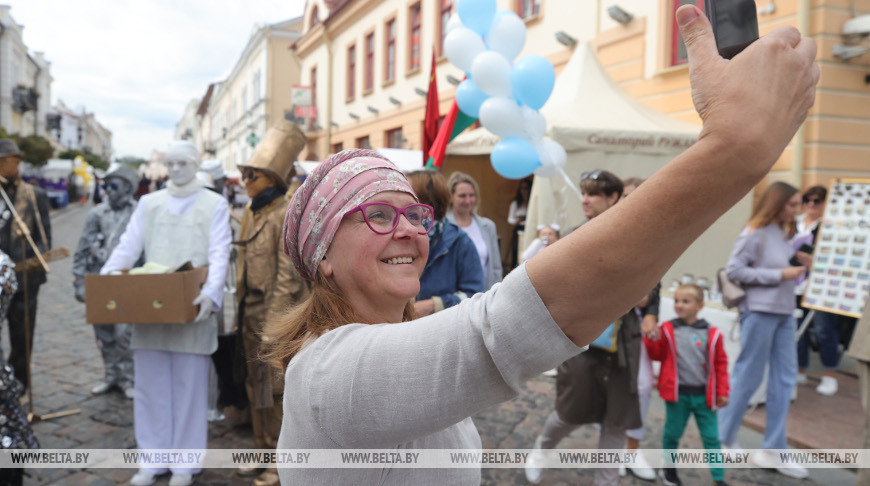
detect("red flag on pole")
[422,52,440,162]
[426,100,476,169]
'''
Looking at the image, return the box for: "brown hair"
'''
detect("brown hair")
[407,170,450,220]
[621,176,644,188]
[262,272,416,370]
[747,181,799,237]
[802,185,827,203]
[675,283,704,303]
[446,171,481,212]
[580,170,623,199]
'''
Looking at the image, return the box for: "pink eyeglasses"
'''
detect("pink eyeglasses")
[344,202,435,235]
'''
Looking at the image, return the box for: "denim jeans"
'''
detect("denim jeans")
[796,310,841,370]
[718,311,797,449]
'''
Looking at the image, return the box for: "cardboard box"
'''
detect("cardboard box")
[85,263,208,324]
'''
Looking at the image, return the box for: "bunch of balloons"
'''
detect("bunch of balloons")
[444,0,567,179]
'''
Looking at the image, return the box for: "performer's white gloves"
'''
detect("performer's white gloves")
[193,293,213,322]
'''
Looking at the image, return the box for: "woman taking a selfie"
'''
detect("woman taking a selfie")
[265,6,818,484]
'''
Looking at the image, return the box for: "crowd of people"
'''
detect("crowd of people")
[0,5,862,486]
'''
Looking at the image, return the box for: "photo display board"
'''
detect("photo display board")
[802,179,870,318]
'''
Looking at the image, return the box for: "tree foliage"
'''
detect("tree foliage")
[6,134,54,167]
[57,148,108,170]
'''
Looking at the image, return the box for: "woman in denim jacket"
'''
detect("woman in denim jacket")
[408,171,484,316]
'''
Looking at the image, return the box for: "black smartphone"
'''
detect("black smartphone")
[704,0,759,59]
[790,243,814,266]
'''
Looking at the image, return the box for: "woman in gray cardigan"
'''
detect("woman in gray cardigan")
[719,181,811,479]
[263,10,819,484]
[445,171,503,290]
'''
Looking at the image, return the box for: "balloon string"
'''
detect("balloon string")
[558,166,583,203]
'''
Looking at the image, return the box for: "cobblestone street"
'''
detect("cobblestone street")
[5,202,858,485]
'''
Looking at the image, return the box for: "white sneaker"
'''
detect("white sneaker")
[816,376,838,396]
[524,436,544,484]
[751,450,809,479]
[721,442,744,462]
[626,450,656,481]
[168,473,195,486]
[129,470,156,486]
[124,387,135,400]
[91,382,112,395]
[796,372,808,385]
[542,368,557,377]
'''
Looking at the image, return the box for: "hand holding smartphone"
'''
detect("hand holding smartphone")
[704,0,759,59]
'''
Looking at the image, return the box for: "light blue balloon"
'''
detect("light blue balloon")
[511,55,556,110]
[456,79,489,118]
[491,137,540,179]
[456,0,497,37]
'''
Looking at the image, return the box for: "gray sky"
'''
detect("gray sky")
[7,0,305,159]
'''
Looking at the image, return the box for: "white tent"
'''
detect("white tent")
[448,43,751,287]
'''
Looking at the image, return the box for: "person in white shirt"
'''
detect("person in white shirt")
[445,171,503,290]
[101,141,231,486]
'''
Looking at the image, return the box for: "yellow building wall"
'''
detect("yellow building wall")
[592,0,870,192]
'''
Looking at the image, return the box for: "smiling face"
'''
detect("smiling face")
[318,191,429,323]
[451,181,477,217]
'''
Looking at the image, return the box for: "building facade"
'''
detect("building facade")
[48,100,113,162]
[207,18,303,172]
[295,0,870,189]
[0,5,53,139]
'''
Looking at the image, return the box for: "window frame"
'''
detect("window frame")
[407,2,422,75]
[437,0,453,58]
[385,127,404,148]
[515,0,541,20]
[670,0,705,66]
[356,135,371,149]
[347,43,357,102]
[363,31,376,95]
[383,16,397,86]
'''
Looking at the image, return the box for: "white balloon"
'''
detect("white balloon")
[444,27,486,73]
[534,139,567,178]
[470,51,513,97]
[521,106,547,142]
[479,97,524,138]
[486,11,526,60]
[446,13,463,35]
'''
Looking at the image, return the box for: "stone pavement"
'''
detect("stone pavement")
[3,202,860,485]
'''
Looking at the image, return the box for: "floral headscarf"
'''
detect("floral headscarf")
[283,149,417,280]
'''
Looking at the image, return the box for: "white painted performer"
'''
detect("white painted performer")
[101,141,231,486]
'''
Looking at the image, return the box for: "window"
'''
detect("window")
[252,69,261,102]
[439,0,453,56]
[347,44,356,100]
[242,87,248,114]
[385,19,397,83]
[364,33,375,93]
[671,0,704,65]
[516,0,540,19]
[310,66,318,131]
[332,142,344,154]
[408,3,422,72]
[356,135,371,149]
[310,66,318,111]
[386,127,404,148]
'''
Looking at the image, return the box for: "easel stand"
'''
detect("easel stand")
[0,181,80,423]
[795,309,816,343]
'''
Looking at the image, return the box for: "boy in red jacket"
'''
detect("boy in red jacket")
[645,284,730,486]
